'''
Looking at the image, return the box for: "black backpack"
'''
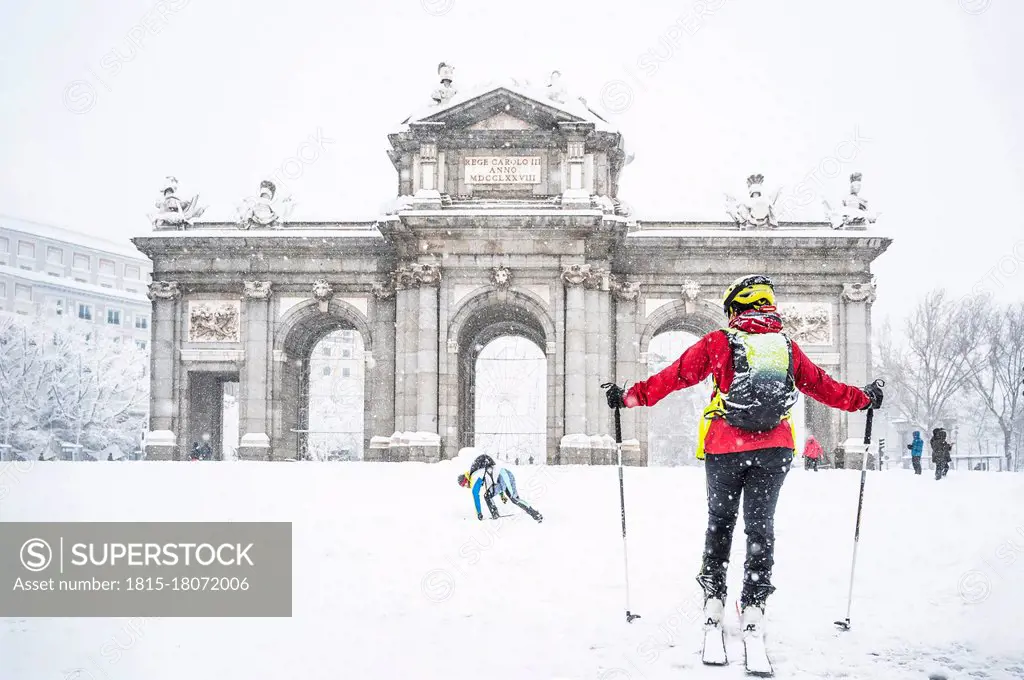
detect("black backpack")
[719,329,799,432]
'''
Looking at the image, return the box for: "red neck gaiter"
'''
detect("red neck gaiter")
[728,306,784,334]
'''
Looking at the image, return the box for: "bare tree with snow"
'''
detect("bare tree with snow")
[877,290,982,435]
[957,297,1024,471]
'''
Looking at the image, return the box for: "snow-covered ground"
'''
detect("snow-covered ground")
[2,459,1024,680]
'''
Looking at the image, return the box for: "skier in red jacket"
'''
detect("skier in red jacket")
[603,275,883,639]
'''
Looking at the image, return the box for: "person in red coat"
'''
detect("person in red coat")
[803,435,823,471]
[603,274,883,636]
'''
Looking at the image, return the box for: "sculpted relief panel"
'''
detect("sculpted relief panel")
[778,302,833,346]
[188,300,241,343]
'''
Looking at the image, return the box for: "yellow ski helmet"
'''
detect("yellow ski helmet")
[722,275,776,315]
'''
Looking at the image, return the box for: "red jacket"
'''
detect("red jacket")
[624,328,869,454]
[804,437,823,460]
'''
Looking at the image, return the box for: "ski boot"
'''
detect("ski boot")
[703,596,725,629]
[741,605,765,638]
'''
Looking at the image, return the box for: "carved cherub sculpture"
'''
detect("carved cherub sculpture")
[237,180,295,229]
[725,174,782,229]
[824,172,878,229]
[149,176,206,229]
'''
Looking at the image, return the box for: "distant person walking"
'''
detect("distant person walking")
[803,435,822,471]
[930,428,952,480]
[907,431,924,475]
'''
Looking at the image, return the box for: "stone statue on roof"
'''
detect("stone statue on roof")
[236,179,295,229]
[149,176,207,230]
[823,172,878,229]
[724,174,782,229]
[547,70,567,103]
[430,62,458,106]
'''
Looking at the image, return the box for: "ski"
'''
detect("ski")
[701,624,727,666]
[742,635,773,677]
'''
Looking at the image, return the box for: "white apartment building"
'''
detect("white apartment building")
[0,214,152,347]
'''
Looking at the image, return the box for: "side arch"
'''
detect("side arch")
[275,298,374,357]
[638,299,721,354]
[271,298,374,461]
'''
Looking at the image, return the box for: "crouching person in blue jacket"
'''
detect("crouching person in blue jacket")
[457,454,543,523]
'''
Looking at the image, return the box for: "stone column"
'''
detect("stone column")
[368,281,397,459]
[238,280,273,460]
[145,281,181,460]
[841,280,876,467]
[415,264,441,437]
[393,267,418,434]
[560,264,590,462]
[612,277,642,462]
[584,271,601,435]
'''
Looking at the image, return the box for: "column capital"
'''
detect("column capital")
[394,263,441,289]
[560,263,591,288]
[414,263,441,287]
[584,267,610,291]
[842,279,877,304]
[610,275,641,301]
[372,281,396,300]
[242,281,272,300]
[147,281,180,301]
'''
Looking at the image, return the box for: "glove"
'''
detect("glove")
[602,381,627,409]
[861,381,884,410]
[477,512,483,521]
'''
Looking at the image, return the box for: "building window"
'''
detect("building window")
[73,253,90,270]
[135,315,149,330]
[0,282,5,298]
[75,278,87,284]
[20,265,32,271]
[47,246,63,264]
[99,259,116,276]
[78,304,92,321]
[47,271,60,277]
[125,264,141,279]
[0,236,8,252]
[107,309,121,325]
[15,284,32,302]
[126,288,137,294]
[54,299,64,316]
[322,366,331,376]
[342,367,351,378]
[100,283,112,289]
[342,348,352,358]
[18,241,35,258]
[135,339,147,350]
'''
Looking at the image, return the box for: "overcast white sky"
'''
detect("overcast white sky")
[1,0,1021,323]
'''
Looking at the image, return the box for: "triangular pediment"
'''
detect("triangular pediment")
[402,82,614,133]
[468,112,535,131]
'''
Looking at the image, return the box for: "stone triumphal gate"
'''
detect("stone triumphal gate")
[134,76,890,464]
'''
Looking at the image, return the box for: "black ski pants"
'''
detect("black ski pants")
[935,460,949,480]
[697,447,793,609]
[912,457,922,475]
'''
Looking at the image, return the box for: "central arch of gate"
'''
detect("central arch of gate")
[133,77,891,465]
[447,289,557,458]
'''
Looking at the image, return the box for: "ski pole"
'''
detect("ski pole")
[602,382,641,623]
[835,378,885,631]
